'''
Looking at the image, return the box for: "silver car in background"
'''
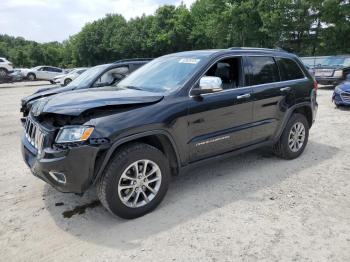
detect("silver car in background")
[21,66,65,83]
[53,67,88,86]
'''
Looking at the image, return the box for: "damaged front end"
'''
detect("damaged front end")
[21,87,164,193]
[21,112,107,193]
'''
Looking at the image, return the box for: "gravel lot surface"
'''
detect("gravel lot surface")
[0,80,50,88]
[0,84,349,262]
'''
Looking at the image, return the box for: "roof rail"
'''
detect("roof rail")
[228,47,287,52]
[113,58,153,64]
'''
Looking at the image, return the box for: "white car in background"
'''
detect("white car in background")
[21,66,65,83]
[53,67,88,86]
[0,57,14,77]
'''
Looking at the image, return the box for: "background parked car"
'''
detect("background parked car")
[333,74,350,107]
[21,66,65,83]
[301,56,329,68]
[301,55,350,87]
[53,67,88,86]
[0,57,14,77]
[8,69,25,82]
[20,59,152,117]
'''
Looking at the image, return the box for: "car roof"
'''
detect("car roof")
[113,58,153,64]
[167,48,298,59]
[35,65,61,68]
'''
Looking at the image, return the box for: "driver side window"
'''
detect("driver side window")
[92,66,129,88]
[204,57,242,90]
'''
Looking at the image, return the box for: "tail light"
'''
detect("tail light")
[313,80,318,96]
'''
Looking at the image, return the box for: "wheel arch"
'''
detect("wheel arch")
[293,105,313,128]
[93,130,181,185]
[274,102,313,142]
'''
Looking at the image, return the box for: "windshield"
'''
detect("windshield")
[321,57,350,67]
[67,64,109,88]
[116,56,207,93]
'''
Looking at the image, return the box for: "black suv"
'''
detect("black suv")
[20,59,152,117]
[21,48,318,219]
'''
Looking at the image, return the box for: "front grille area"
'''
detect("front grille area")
[341,92,350,103]
[24,117,45,154]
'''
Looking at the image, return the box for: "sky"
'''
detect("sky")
[0,0,196,43]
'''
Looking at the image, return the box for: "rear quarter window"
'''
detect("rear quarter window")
[276,58,305,81]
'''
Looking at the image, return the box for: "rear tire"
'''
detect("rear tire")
[97,143,170,219]
[273,113,309,160]
[27,73,36,81]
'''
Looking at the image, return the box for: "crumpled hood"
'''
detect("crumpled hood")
[34,87,164,116]
[22,84,76,105]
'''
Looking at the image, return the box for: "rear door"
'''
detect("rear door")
[249,56,305,142]
[35,67,47,79]
[38,67,55,80]
[48,67,62,79]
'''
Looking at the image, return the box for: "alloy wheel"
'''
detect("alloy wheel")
[118,159,162,208]
[288,122,306,152]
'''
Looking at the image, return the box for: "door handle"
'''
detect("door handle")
[280,86,291,92]
[237,93,251,99]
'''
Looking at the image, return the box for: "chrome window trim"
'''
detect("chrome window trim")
[188,54,308,98]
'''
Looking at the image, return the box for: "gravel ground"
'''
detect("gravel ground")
[0,80,50,88]
[0,84,349,262]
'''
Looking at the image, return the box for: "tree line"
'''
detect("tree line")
[1,0,349,68]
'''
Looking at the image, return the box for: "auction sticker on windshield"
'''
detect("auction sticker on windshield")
[179,58,200,64]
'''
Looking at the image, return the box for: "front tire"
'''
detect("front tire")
[97,143,170,219]
[27,73,36,81]
[273,113,309,160]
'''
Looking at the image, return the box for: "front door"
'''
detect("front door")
[187,56,254,162]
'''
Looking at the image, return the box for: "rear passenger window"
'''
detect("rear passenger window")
[276,58,304,81]
[50,67,62,73]
[245,57,279,85]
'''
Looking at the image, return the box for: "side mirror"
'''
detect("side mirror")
[191,76,223,96]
